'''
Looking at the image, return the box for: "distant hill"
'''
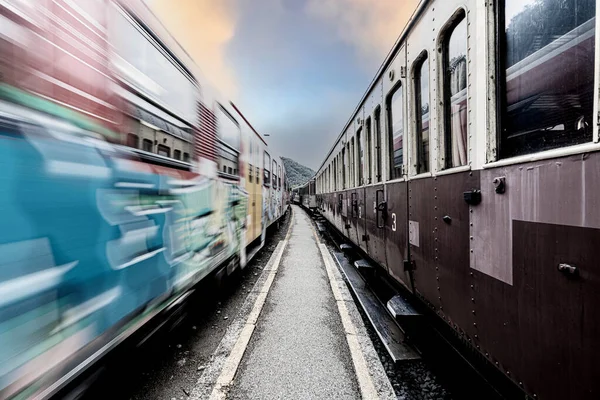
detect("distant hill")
[281,157,315,188]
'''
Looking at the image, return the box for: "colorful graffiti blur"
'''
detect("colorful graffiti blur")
[0,119,247,398]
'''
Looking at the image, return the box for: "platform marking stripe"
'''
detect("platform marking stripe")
[318,243,380,399]
[189,209,293,400]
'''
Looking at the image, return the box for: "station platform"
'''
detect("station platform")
[189,205,396,399]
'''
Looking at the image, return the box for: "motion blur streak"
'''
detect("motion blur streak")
[0,0,288,398]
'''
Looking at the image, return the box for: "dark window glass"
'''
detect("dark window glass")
[365,118,372,184]
[415,54,430,173]
[374,108,382,182]
[501,0,595,158]
[183,153,190,162]
[357,128,363,185]
[350,137,355,187]
[228,167,233,174]
[157,144,170,157]
[249,164,253,183]
[272,160,277,188]
[387,85,404,179]
[127,133,139,148]
[256,166,260,184]
[174,149,181,160]
[342,147,346,189]
[264,152,271,186]
[443,14,468,168]
[142,138,153,152]
[223,166,227,172]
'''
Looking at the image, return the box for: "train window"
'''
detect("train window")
[256,166,260,184]
[414,53,430,174]
[142,138,153,152]
[350,137,355,187]
[272,160,278,188]
[278,165,282,190]
[500,0,595,158]
[157,144,170,157]
[365,118,372,184]
[342,146,347,189]
[183,152,190,162]
[374,107,383,182]
[223,166,227,173]
[442,11,468,168]
[357,128,363,185]
[264,151,271,186]
[249,164,253,183]
[217,105,240,176]
[127,133,139,148]
[174,149,181,160]
[386,84,404,180]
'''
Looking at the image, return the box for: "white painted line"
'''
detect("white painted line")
[318,243,380,399]
[306,209,395,400]
[190,209,294,400]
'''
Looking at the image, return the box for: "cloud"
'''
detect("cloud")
[147,0,239,98]
[305,0,419,71]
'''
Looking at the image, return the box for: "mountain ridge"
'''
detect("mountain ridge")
[281,157,315,188]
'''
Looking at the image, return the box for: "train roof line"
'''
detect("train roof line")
[316,0,429,173]
[229,102,269,147]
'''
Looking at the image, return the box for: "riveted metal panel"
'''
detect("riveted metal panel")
[409,178,439,309]
[365,184,387,269]
[475,221,600,400]
[384,180,411,290]
[435,171,479,337]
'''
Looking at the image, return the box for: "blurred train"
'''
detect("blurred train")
[314,0,599,399]
[0,0,288,398]
[292,178,316,210]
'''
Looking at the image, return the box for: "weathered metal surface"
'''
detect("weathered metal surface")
[435,171,479,337]
[384,181,411,290]
[474,220,600,400]
[365,184,388,270]
[333,251,420,363]
[356,187,369,254]
[408,178,439,309]
[354,259,374,271]
[472,153,600,285]
[387,295,421,319]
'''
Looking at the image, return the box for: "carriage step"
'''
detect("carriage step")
[387,295,421,319]
[316,222,326,232]
[354,259,374,271]
[332,251,420,363]
[340,243,352,251]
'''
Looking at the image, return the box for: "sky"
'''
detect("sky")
[148,0,419,170]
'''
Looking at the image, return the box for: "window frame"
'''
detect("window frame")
[412,51,431,175]
[264,151,271,187]
[374,106,383,183]
[142,138,153,152]
[439,8,469,171]
[492,0,598,163]
[386,81,405,180]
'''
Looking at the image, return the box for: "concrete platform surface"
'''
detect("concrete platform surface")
[228,208,360,399]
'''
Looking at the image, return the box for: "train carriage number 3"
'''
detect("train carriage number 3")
[391,213,396,232]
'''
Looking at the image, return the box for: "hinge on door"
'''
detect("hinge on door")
[403,259,415,271]
[400,66,406,78]
[362,234,369,242]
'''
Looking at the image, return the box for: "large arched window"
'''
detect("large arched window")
[500,0,595,158]
[442,11,468,169]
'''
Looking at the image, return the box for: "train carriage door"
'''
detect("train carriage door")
[365,105,387,268]
[355,122,368,253]
[382,44,412,289]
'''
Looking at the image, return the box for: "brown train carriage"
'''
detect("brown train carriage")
[314,0,600,399]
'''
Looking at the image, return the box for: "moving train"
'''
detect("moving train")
[313,0,598,399]
[0,0,288,398]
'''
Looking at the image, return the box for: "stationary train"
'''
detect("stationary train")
[0,0,287,398]
[313,0,598,399]
[292,178,317,210]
